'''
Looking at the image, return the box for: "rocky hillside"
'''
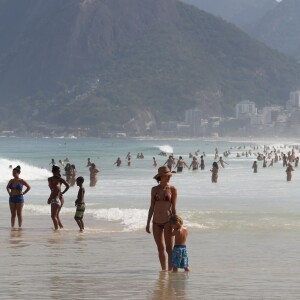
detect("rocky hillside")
[180,0,278,27]
[246,0,300,58]
[0,0,299,134]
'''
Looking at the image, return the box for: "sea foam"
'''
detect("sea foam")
[157,145,174,154]
[0,158,51,183]
[24,205,209,232]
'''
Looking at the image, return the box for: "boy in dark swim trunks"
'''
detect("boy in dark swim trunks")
[169,215,190,272]
[74,176,85,232]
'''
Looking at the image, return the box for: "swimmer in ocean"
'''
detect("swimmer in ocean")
[175,156,188,173]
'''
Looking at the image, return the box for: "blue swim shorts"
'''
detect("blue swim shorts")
[172,245,189,269]
[9,195,24,204]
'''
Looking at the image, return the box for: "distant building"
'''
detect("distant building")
[160,121,178,136]
[177,124,191,136]
[290,109,300,125]
[262,106,282,124]
[161,121,178,132]
[185,109,202,135]
[250,114,263,126]
[286,91,300,111]
[235,100,257,119]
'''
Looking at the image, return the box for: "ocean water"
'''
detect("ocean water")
[1,137,300,299]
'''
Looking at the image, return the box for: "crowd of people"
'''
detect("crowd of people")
[5,143,300,272]
[7,157,101,233]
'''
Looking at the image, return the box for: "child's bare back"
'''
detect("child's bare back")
[173,226,188,246]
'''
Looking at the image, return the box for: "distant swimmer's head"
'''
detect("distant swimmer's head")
[169,215,183,229]
[213,162,218,169]
[179,156,183,160]
[52,165,61,176]
[91,163,96,168]
[76,176,84,186]
[13,165,21,177]
[9,165,12,169]
[154,166,175,183]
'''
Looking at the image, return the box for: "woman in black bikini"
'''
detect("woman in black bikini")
[48,166,70,230]
[146,166,177,271]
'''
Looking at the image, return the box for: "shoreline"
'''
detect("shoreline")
[2,135,300,144]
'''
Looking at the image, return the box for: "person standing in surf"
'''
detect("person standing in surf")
[48,165,70,230]
[252,161,258,173]
[175,156,189,173]
[146,166,177,271]
[70,164,77,187]
[49,158,55,166]
[210,162,219,183]
[217,157,228,168]
[164,156,175,171]
[64,163,72,184]
[200,155,205,170]
[113,157,122,167]
[89,163,100,187]
[6,166,31,229]
[153,157,158,168]
[74,177,85,232]
[86,158,92,167]
[189,157,199,171]
[286,163,294,182]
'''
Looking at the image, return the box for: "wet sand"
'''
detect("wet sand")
[1,215,300,299]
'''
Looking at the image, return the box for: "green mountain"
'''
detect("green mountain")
[247,0,300,59]
[0,0,300,135]
[180,0,278,27]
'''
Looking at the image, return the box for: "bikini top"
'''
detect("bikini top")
[154,187,172,203]
[48,177,61,190]
[9,181,23,191]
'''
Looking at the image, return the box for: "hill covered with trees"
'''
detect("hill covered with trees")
[0,0,299,135]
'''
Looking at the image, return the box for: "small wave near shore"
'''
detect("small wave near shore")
[0,158,51,183]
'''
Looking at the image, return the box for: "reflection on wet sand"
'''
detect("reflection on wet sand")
[9,229,23,246]
[49,275,103,300]
[8,229,29,257]
[150,271,188,299]
[47,232,63,246]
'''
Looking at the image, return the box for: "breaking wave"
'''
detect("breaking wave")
[0,158,51,183]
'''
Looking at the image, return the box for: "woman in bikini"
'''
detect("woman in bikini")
[146,166,177,271]
[48,165,70,230]
[6,165,31,229]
